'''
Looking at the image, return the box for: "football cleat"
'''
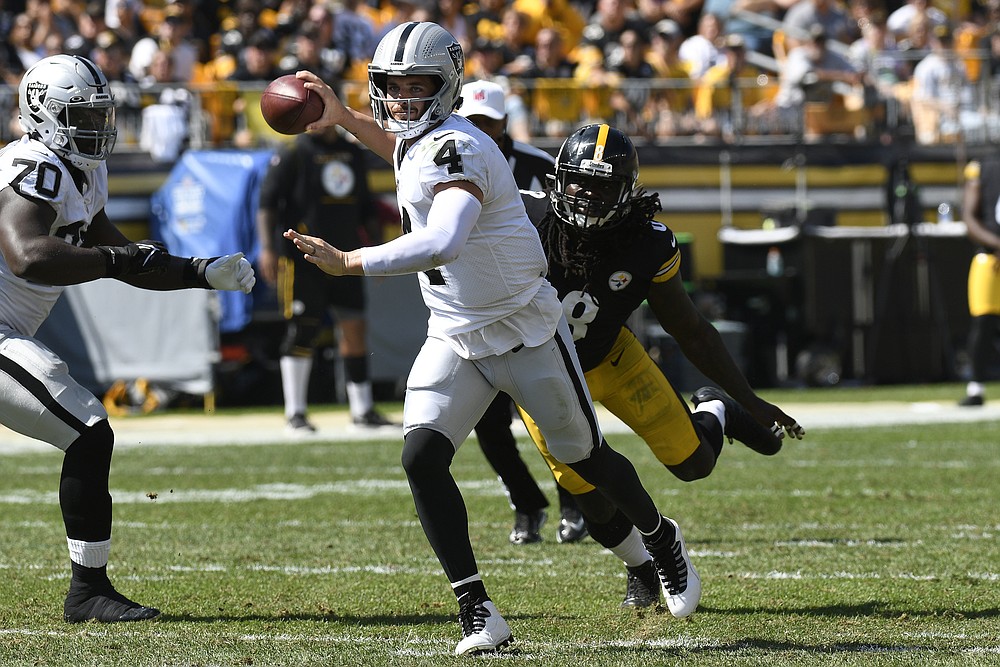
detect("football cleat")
[690,386,782,455]
[64,579,160,623]
[959,394,984,407]
[509,509,546,545]
[621,560,661,609]
[351,409,398,427]
[556,506,588,544]
[455,599,513,655]
[286,413,316,435]
[643,517,701,618]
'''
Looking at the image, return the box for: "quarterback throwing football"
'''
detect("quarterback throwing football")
[286,22,700,655]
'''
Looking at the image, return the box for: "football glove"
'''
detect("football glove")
[96,241,169,278]
[204,253,256,294]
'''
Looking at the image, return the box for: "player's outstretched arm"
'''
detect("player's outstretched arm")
[284,229,364,276]
[296,70,396,163]
[649,275,804,439]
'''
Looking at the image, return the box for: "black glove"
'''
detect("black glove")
[96,240,170,278]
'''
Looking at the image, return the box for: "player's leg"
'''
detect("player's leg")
[473,392,550,545]
[0,333,158,622]
[401,336,513,654]
[330,277,394,426]
[962,253,1000,406]
[519,407,658,608]
[277,256,324,433]
[589,328,721,481]
[500,319,699,617]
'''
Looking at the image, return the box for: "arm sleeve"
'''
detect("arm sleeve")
[360,187,482,276]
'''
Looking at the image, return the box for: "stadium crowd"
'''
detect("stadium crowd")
[2,0,1000,147]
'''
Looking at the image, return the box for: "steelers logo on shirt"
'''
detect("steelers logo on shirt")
[322,161,355,198]
[609,271,632,291]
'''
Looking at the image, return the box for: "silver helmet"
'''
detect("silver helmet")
[368,22,464,139]
[18,54,117,171]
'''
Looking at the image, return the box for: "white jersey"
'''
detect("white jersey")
[392,114,562,358]
[0,136,109,336]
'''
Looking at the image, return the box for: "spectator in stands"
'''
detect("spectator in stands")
[646,19,698,136]
[911,24,981,143]
[695,34,770,137]
[277,24,346,84]
[579,0,649,68]
[106,0,147,52]
[703,0,799,55]
[466,0,507,44]
[128,4,199,83]
[606,28,658,137]
[782,0,854,50]
[513,0,586,50]
[897,12,933,71]
[227,28,281,81]
[434,0,473,52]
[4,13,40,74]
[498,5,534,54]
[679,12,724,79]
[333,0,378,65]
[465,36,513,81]
[849,13,907,95]
[507,27,577,79]
[751,24,862,132]
[887,0,948,39]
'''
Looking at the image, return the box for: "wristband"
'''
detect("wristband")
[182,257,216,289]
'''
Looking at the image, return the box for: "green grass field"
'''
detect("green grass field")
[1,400,998,666]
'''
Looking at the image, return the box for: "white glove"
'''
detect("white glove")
[205,253,256,294]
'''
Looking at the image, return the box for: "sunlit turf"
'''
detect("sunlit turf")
[1,417,998,666]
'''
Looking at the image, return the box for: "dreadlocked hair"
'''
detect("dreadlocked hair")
[540,190,662,282]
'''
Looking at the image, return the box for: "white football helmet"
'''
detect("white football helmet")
[18,54,117,171]
[368,22,464,139]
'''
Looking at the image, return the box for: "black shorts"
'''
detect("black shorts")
[278,254,366,322]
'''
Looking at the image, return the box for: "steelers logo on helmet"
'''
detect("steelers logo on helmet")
[551,124,639,229]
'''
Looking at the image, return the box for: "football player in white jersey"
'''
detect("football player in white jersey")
[0,54,255,623]
[284,22,700,655]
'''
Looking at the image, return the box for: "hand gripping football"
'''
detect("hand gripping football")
[259,75,325,135]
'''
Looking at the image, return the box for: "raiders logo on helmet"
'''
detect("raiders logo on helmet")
[26,82,47,114]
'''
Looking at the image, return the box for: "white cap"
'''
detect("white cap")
[457,80,506,120]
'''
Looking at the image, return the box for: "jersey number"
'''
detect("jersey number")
[432,140,463,175]
[400,207,445,285]
[11,158,61,199]
[561,290,598,341]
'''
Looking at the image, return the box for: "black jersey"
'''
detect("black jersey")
[546,217,681,372]
[976,155,1000,253]
[258,132,373,253]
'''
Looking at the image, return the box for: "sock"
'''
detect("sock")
[639,515,676,547]
[452,575,488,605]
[346,381,374,419]
[609,528,651,567]
[693,398,726,433]
[71,560,110,585]
[67,537,111,568]
[280,355,312,418]
[967,381,985,398]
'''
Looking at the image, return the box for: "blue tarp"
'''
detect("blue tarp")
[150,150,273,333]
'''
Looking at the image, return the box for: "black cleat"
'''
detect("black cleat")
[556,506,588,544]
[509,509,546,545]
[351,409,398,427]
[286,413,317,435]
[621,560,661,609]
[691,386,782,455]
[959,394,984,407]
[65,579,160,623]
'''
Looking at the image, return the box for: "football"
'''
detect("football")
[259,75,325,135]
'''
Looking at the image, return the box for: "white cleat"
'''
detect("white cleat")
[455,600,514,655]
[644,517,701,618]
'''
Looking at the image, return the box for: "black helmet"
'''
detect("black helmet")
[550,123,639,228]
